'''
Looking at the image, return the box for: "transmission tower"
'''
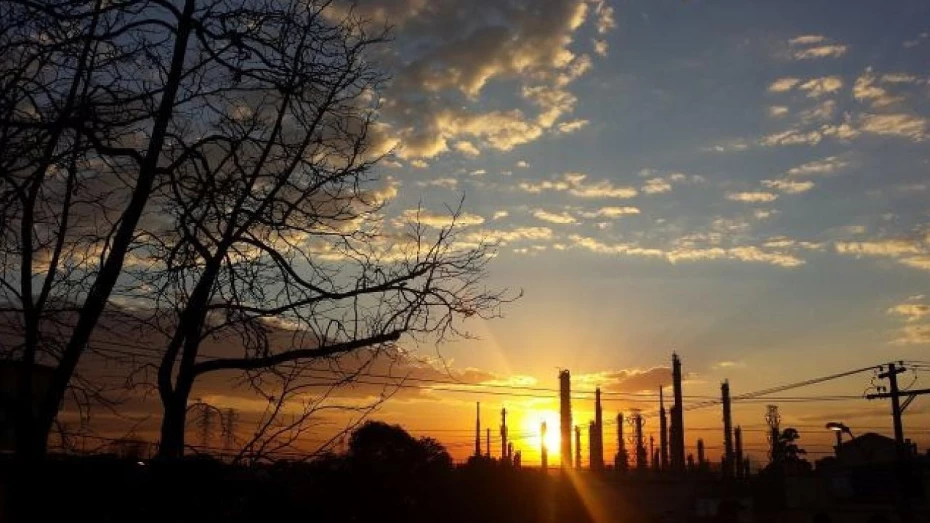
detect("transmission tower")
[765,405,781,464]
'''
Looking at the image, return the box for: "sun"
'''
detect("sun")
[522,409,560,461]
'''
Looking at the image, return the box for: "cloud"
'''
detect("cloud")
[492,210,509,220]
[798,76,843,97]
[799,99,836,123]
[568,235,805,268]
[787,156,849,176]
[853,70,903,108]
[409,159,429,168]
[888,303,930,322]
[519,172,638,199]
[768,77,800,93]
[557,119,589,133]
[469,169,487,176]
[532,209,577,224]
[516,160,530,168]
[762,179,815,194]
[575,367,673,393]
[789,35,826,46]
[726,191,779,203]
[594,1,616,34]
[793,44,848,60]
[454,140,481,157]
[859,113,927,141]
[788,35,848,60]
[416,177,458,189]
[769,106,789,118]
[374,0,612,159]
[593,39,609,57]
[835,239,922,257]
[642,177,672,194]
[400,209,485,228]
[759,128,824,146]
[582,206,640,218]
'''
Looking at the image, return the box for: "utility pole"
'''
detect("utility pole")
[866,362,930,523]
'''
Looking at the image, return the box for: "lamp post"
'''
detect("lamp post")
[825,421,853,456]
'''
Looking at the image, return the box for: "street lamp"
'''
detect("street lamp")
[825,421,853,456]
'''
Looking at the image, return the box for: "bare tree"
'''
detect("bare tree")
[128,1,513,458]
[1,0,513,461]
[0,0,191,457]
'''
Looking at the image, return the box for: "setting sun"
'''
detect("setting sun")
[522,409,561,463]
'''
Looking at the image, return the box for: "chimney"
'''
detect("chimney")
[560,370,573,469]
[659,386,668,470]
[722,380,734,478]
[592,387,604,470]
[541,421,548,472]
[475,402,481,457]
[615,413,628,472]
[501,407,508,463]
[670,353,686,472]
[734,425,744,479]
[575,425,581,469]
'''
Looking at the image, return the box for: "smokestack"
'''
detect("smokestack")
[721,380,734,478]
[575,425,581,469]
[670,353,685,472]
[734,425,744,479]
[588,421,596,470]
[697,438,706,471]
[486,428,490,458]
[634,412,645,470]
[592,387,604,470]
[475,402,481,457]
[541,421,548,472]
[615,413,627,472]
[659,386,668,470]
[560,370,572,469]
[501,407,508,463]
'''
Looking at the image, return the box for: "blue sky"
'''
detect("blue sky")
[333,0,930,456]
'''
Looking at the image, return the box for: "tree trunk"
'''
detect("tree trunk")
[158,393,189,460]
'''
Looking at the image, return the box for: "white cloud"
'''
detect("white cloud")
[789,35,826,46]
[642,177,672,194]
[409,159,429,168]
[454,140,481,157]
[853,70,903,108]
[760,128,824,146]
[793,44,848,60]
[557,119,589,133]
[469,169,487,176]
[762,179,815,194]
[595,1,616,34]
[400,209,485,229]
[532,209,577,224]
[519,172,638,199]
[516,160,530,169]
[859,113,927,141]
[835,239,922,257]
[593,39,609,57]
[769,106,789,118]
[768,77,800,92]
[726,191,779,203]
[787,156,849,176]
[492,211,509,220]
[799,76,843,98]
[888,303,930,322]
[417,177,458,189]
[581,206,640,218]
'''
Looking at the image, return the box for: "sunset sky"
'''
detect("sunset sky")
[351,0,930,465]
[49,0,930,466]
